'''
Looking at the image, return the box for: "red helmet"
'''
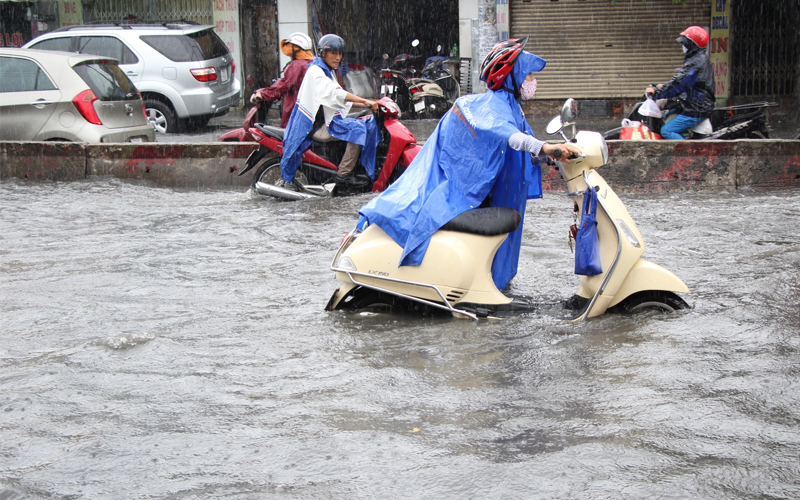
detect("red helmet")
[480,36,529,90]
[679,26,709,49]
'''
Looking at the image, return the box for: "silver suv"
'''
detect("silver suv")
[24,22,241,134]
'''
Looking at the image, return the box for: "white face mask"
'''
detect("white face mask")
[682,45,689,54]
[520,78,537,100]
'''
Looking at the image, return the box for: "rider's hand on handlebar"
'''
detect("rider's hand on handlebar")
[542,143,581,163]
[363,100,379,112]
[250,92,263,104]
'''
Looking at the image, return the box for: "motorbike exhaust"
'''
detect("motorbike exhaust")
[253,181,319,201]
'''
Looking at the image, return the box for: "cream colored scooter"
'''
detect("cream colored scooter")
[326,99,689,320]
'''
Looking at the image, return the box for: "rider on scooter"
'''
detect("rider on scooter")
[250,32,313,128]
[280,34,381,187]
[357,36,580,289]
[645,26,715,140]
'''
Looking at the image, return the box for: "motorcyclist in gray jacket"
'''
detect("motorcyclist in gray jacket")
[646,26,715,140]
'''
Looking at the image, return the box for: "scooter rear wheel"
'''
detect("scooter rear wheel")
[251,157,309,190]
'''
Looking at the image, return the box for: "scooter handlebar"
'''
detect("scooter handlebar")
[551,149,583,160]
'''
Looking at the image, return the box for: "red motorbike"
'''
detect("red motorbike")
[222,98,420,200]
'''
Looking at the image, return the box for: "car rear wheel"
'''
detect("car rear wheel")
[145,99,178,134]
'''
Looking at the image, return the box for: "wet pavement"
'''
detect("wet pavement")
[1,178,799,499]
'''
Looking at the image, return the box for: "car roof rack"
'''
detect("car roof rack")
[54,20,202,32]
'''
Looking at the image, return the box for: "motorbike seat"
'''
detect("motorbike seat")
[442,207,521,236]
[255,123,285,141]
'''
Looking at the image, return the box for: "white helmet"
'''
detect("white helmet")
[280,32,312,51]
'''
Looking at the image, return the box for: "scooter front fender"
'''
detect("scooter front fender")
[608,258,689,308]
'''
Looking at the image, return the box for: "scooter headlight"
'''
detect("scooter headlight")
[574,131,609,168]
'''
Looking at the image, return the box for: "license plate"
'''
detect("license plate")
[414,100,425,112]
[130,137,143,143]
[221,67,229,82]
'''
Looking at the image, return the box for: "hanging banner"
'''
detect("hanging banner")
[496,0,509,41]
[213,0,242,91]
[710,0,730,102]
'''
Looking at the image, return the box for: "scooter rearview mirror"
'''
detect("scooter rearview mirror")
[545,116,563,135]
[561,98,578,124]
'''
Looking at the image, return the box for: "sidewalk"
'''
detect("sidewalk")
[209,105,799,142]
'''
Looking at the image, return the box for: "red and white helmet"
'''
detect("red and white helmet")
[479,36,529,90]
[679,26,709,49]
[280,32,313,51]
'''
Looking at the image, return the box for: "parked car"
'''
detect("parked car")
[0,47,155,143]
[23,21,241,134]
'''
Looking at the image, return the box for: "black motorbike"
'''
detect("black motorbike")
[418,45,460,104]
[378,40,456,120]
[604,98,778,140]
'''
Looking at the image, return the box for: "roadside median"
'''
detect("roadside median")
[1,139,799,191]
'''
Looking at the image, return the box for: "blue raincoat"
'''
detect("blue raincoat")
[279,57,382,183]
[357,51,546,290]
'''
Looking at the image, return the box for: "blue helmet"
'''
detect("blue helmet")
[317,34,346,56]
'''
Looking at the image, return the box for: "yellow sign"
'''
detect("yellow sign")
[710,0,730,101]
[58,0,83,27]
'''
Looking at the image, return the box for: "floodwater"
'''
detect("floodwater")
[1,179,799,499]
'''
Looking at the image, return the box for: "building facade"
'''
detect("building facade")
[2,0,797,111]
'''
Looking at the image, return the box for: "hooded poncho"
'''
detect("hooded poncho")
[357,51,547,290]
[279,57,381,183]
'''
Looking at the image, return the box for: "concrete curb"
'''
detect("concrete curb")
[1,139,799,191]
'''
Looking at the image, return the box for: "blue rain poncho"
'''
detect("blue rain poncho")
[357,51,546,289]
[280,57,381,183]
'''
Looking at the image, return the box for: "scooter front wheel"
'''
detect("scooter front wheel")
[613,290,690,314]
[251,157,309,190]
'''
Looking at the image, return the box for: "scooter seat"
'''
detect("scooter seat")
[255,123,285,141]
[442,207,521,236]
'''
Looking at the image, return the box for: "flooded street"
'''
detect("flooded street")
[1,179,799,499]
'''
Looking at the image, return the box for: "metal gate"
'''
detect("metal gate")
[731,1,798,98]
[510,0,710,99]
[82,0,214,25]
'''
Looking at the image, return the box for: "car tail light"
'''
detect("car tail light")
[72,89,102,125]
[191,67,217,82]
[231,59,235,73]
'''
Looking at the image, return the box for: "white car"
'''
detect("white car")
[24,22,241,134]
[0,47,154,143]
